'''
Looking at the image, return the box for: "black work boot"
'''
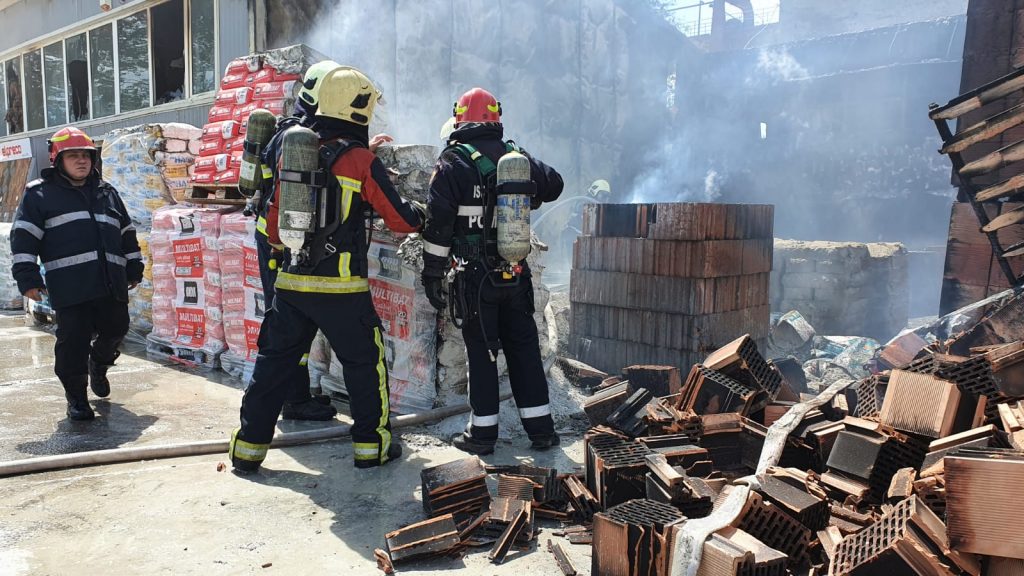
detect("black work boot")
[88,357,112,398]
[62,376,95,421]
[281,397,338,421]
[229,428,265,475]
[451,432,496,456]
[354,439,404,469]
[530,433,561,451]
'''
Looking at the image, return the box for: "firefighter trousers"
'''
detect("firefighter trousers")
[459,272,554,443]
[54,296,129,388]
[237,289,393,465]
[255,230,311,404]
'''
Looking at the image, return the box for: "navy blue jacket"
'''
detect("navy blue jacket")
[421,124,563,277]
[10,169,143,309]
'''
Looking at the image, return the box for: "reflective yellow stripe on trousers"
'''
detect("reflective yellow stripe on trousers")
[373,326,391,460]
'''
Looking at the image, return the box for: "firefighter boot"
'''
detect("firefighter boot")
[88,357,113,398]
[354,439,403,469]
[530,433,561,451]
[62,375,95,421]
[281,397,338,421]
[451,432,496,456]
[229,428,268,475]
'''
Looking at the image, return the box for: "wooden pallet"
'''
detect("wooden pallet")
[185,184,247,206]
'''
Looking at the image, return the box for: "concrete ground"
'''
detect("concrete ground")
[0,312,591,575]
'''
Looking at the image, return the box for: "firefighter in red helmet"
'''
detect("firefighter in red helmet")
[420,88,564,455]
[10,127,143,420]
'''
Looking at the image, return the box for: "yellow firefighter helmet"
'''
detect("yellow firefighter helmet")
[316,66,381,127]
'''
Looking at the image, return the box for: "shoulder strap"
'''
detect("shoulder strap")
[448,143,497,180]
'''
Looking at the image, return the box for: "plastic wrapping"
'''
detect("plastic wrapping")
[217,212,263,382]
[0,224,27,309]
[147,207,226,367]
[323,237,438,414]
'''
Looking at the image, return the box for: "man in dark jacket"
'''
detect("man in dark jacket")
[420,87,564,455]
[11,126,143,420]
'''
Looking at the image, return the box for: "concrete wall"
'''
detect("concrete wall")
[771,239,908,342]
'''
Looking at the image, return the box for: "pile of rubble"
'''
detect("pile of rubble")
[376,288,1024,575]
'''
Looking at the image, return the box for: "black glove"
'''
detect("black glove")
[422,275,447,311]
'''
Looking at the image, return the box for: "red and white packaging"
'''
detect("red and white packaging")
[219,213,263,365]
[233,102,258,125]
[220,72,248,90]
[190,171,215,185]
[149,207,226,356]
[193,153,230,174]
[214,87,253,107]
[208,104,234,123]
[223,137,246,154]
[202,120,239,143]
[214,169,238,185]
[257,100,287,116]
[253,81,296,101]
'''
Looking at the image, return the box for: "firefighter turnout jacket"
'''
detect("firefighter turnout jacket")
[263,140,422,293]
[421,124,563,276]
[11,169,143,309]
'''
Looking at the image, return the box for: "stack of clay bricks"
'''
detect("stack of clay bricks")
[570,203,774,375]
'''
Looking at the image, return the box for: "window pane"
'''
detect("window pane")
[89,24,115,119]
[23,51,44,131]
[117,11,150,112]
[151,0,184,104]
[4,59,22,134]
[190,0,215,94]
[66,33,89,121]
[43,41,66,127]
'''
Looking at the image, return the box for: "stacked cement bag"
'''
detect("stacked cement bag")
[217,212,263,382]
[322,233,439,413]
[0,224,26,309]
[154,122,202,202]
[147,206,225,368]
[100,125,175,230]
[372,145,438,203]
[192,46,319,187]
[126,231,154,337]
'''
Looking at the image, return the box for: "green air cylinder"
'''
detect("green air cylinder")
[495,151,536,265]
[237,109,277,196]
[278,125,321,253]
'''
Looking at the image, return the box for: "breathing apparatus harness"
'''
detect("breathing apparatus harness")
[277,138,374,275]
[444,140,525,361]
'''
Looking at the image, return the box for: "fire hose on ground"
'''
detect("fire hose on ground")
[0,394,511,479]
[0,352,560,479]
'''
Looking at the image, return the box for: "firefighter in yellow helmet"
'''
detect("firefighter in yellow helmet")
[230,66,424,472]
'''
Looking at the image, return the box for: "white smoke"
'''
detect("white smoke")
[753,47,809,82]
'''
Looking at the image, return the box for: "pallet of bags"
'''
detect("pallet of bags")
[194,45,322,187]
[125,230,154,340]
[154,122,202,202]
[217,212,264,382]
[147,206,226,369]
[0,224,27,309]
[100,125,176,230]
[322,234,438,414]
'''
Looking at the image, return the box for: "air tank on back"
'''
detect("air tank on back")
[277,125,321,253]
[237,109,277,196]
[494,150,535,267]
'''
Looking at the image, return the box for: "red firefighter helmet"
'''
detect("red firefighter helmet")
[453,87,502,126]
[47,127,97,165]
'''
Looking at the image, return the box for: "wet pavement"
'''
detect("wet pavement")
[0,311,591,575]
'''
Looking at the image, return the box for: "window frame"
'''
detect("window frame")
[0,0,219,138]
